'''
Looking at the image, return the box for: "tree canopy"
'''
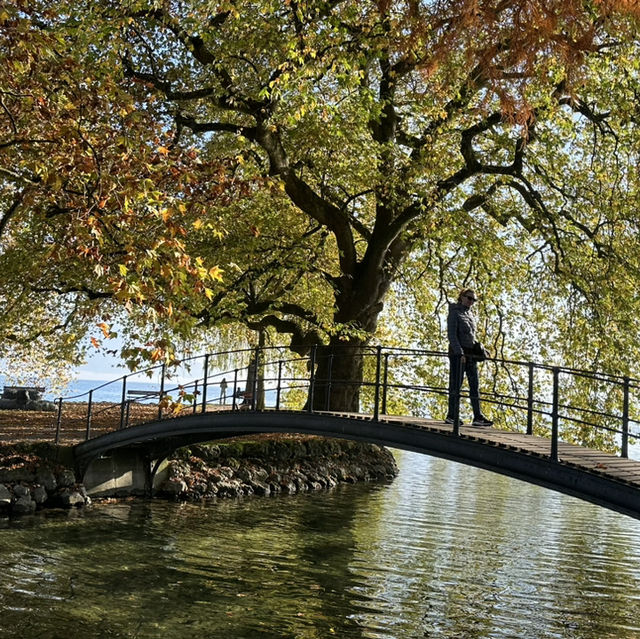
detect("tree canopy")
[2,0,640,406]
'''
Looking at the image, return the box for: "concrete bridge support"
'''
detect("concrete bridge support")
[81,448,169,498]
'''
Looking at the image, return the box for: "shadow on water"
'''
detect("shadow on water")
[1,451,640,638]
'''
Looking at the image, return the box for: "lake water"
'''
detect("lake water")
[1,450,640,638]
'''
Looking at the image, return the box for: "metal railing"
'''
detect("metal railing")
[53,345,640,460]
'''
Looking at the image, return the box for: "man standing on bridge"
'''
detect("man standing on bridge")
[445,288,493,427]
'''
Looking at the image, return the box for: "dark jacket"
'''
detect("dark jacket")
[447,302,476,356]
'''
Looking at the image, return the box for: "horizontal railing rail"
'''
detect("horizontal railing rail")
[51,345,640,461]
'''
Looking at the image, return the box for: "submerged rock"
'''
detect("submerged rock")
[12,496,36,515]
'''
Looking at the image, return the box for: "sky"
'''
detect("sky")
[73,337,212,387]
[75,349,129,381]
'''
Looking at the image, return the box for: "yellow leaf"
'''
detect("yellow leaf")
[208,266,223,281]
[118,264,128,277]
[156,145,170,156]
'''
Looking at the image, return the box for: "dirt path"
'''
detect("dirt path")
[0,402,159,445]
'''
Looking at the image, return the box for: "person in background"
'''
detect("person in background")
[219,378,228,404]
[445,288,493,427]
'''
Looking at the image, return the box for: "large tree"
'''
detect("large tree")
[3,1,640,410]
[115,0,640,409]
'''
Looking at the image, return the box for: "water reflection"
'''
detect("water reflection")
[1,451,640,638]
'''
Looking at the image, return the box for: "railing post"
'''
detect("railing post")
[325,354,334,411]
[232,368,239,411]
[158,363,166,420]
[193,380,199,414]
[622,376,630,459]
[373,346,382,421]
[382,353,389,415]
[308,345,317,413]
[119,375,128,429]
[276,360,283,410]
[527,362,534,435]
[551,366,560,462]
[201,353,210,413]
[85,390,93,441]
[55,398,63,444]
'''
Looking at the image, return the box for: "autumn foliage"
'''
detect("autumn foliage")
[2,0,640,399]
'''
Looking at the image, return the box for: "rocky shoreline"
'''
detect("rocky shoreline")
[0,443,90,516]
[159,435,399,500]
[0,436,399,516]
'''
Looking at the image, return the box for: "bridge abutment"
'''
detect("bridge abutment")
[81,449,169,498]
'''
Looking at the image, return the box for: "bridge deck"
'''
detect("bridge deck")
[2,402,639,489]
[378,415,640,487]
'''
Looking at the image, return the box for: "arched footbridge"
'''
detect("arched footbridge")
[54,345,640,520]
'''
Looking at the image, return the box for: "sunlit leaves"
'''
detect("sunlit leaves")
[3,0,640,421]
[0,0,237,376]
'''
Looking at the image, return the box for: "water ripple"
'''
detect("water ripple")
[1,452,640,638]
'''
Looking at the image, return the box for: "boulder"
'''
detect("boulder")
[59,490,85,508]
[0,484,11,506]
[163,478,187,496]
[13,484,30,499]
[32,485,48,505]
[36,469,57,492]
[56,469,76,488]
[12,496,36,515]
[249,480,271,496]
[236,467,253,483]
[217,480,241,497]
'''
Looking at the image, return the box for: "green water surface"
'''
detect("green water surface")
[1,450,640,638]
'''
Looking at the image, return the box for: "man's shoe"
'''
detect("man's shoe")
[445,417,464,425]
[472,416,493,427]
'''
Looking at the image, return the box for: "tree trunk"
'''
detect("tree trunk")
[306,267,391,412]
[245,343,266,409]
[310,339,367,412]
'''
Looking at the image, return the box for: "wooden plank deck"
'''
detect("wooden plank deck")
[384,415,640,488]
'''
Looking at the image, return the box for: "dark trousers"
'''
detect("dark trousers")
[447,354,481,420]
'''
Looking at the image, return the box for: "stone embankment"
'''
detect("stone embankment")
[0,436,399,516]
[0,444,90,517]
[159,436,399,500]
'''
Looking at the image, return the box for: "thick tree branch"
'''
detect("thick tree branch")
[174,113,252,136]
[30,284,113,300]
[0,189,26,239]
[0,137,57,150]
